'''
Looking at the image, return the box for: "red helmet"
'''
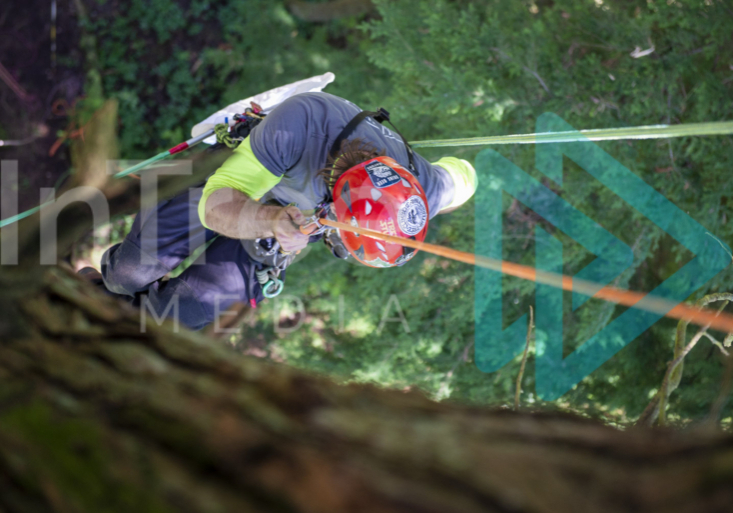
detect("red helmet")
[332,156,429,268]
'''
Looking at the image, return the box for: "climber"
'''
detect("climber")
[90,92,477,330]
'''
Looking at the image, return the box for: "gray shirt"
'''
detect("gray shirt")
[249,92,455,217]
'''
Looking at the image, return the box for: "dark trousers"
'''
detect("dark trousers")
[101,187,265,330]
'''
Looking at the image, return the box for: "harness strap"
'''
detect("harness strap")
[329,110,378,159]
[329,107,418,176]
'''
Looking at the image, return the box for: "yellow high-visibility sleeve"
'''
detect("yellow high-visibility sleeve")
[198,137,281,228]
[434,157,477,211]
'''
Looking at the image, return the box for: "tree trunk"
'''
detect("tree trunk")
[1,128,733,512]
[1,268,733,513]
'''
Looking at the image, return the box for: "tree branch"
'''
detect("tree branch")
[515,305,534,410]
[638,293,733,427]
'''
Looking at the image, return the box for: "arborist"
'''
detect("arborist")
[90,92,477,330]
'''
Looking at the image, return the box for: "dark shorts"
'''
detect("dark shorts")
[101,186,266,330]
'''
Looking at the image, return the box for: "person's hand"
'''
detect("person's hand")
[271,206,310,252]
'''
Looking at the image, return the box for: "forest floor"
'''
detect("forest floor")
[0,0,85,213]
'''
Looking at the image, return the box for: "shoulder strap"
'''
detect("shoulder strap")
[329,107,418,176]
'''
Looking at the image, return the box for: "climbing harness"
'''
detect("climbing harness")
[246,236,290,299]
[329,107,418,180]
[256,266,284,298]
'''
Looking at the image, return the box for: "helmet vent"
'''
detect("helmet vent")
[365,201,373,215]
[341,182,353,212]
[371,188,382,201]
[401,178,411,188]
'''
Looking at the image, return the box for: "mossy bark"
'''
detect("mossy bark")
[1,265,733,513]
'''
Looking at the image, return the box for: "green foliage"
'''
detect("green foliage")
[245,0,733,426]
[82,0,733,426]
[357,0,733,422]
[84,0,390,157]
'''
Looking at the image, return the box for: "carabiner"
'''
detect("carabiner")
[299,215,326,236]
[262,278,284,298]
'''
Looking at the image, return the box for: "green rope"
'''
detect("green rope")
[214,123,241,149]
[2,120,733,229]
[411,120,733,148]
[113,150,170,179]
[1,203,46,227]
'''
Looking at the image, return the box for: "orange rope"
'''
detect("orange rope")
[320,218,733,333]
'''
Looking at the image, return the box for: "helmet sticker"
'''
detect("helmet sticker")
[379,219,397,236]
[397,196,428,236]
[365,161,401,188]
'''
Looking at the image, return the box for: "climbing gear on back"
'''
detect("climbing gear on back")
[214,102,266,149]
[330,156,429,268]
[214,123,239,149]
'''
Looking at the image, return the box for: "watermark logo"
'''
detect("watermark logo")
[474,113,731,400]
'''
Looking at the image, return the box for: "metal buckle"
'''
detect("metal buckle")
[300,215,327,236]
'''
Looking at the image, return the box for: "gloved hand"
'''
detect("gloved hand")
[271,206,310,252]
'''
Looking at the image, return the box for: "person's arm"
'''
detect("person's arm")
[198,137,309,252]
[204,188,308,252]
[434,157,477,214]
